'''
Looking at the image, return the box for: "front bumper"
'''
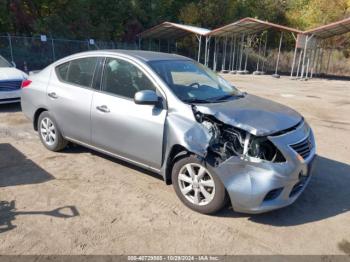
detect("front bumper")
[212,121,316,214]
[0,90,21,104]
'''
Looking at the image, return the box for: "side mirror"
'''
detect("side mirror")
[134,90,159,105]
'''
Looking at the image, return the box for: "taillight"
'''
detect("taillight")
[21,79,32,88]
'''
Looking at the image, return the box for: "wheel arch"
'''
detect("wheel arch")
[164,144,191,185]
[33,108,48,131]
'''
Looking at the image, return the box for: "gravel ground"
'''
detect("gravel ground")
[0,75,349,255]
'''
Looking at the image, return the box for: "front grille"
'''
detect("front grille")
[290,135,312,159]
[0,80,22,91]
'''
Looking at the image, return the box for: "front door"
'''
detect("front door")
[91,57,167,170]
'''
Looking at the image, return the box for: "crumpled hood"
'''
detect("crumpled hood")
[195,94,302,136]
[0,68,27,80]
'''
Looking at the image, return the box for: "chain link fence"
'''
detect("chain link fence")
[0,35,138,72]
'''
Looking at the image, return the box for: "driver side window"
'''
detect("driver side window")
[101,57,156,98]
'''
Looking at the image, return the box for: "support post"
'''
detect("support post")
[204,36,210,66]
[290,35,298,78]
[228,35,234,71]
[221,36,228,72]
[244,38,249,73]
[254,34,262,74]
[272,31,283,78]
[261,32,268,74]
[213,38,218,71]
[326,48,333,76]
[310,46,318,78]
[318,47,324,76]
[243,36,252,74]
[230,35,237,73]
[238,34,245,72]
[51,36,56,61]
[7,33,14,64]
[206,37,211,67]
[305,55,310,79]
[258,35,262,71]
[197,35,202,62]
[314,46,321,76]
[300,34,314,79]
[296,50,303,78]
[204,36,208,66]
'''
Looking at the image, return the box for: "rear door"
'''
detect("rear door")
[47,57,101,143]
[91,57,167,170]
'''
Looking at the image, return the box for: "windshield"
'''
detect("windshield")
[0,56,11,68]
[148,60,242,103]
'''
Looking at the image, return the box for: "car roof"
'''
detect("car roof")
[71,50,192,63]
[114,50,191,62]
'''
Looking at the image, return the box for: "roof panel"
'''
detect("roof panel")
[208,17,302,37]
[304,17,350,39]
[139,22,211,39]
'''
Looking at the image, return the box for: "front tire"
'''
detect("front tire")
[172,155,227,214]
[38,111,67,152]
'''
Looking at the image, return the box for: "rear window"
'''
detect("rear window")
[55,57,99,88]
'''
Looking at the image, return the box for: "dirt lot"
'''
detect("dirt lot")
[0,75,350,255]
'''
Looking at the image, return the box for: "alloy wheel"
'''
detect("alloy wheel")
[178,163,215,206]
[40,117,56,146]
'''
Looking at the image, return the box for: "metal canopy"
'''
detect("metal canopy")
[303,17,350,39]
[138,22,211,40]
[208,17,302,37]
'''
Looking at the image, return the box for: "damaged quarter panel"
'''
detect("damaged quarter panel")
[164,112,212,158]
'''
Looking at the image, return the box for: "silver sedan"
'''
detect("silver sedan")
[21,50,316,214]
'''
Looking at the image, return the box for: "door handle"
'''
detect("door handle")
[96,105,110,113]
[48,92,58,99]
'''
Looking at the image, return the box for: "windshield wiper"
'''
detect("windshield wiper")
[183,92,246,104]
[183,98,212,104]
[214,94,234,101]
[212,93,246,102]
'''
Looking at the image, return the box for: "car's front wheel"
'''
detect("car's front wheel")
[172,155,228,214]
[38,111,67,152]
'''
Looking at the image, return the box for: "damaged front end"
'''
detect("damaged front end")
[192,106,286,166]
[189,105,316,214]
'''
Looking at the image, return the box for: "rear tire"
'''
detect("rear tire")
[172,155,228,214]
[37,111,67,152]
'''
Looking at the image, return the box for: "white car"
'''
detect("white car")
[0,55,28,104]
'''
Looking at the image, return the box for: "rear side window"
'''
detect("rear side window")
[55,57,99,88]
[56,62,69,81]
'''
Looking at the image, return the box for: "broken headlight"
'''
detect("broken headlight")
[210,123,285,163]
[247,136,286,162]
[195,109,286,163]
